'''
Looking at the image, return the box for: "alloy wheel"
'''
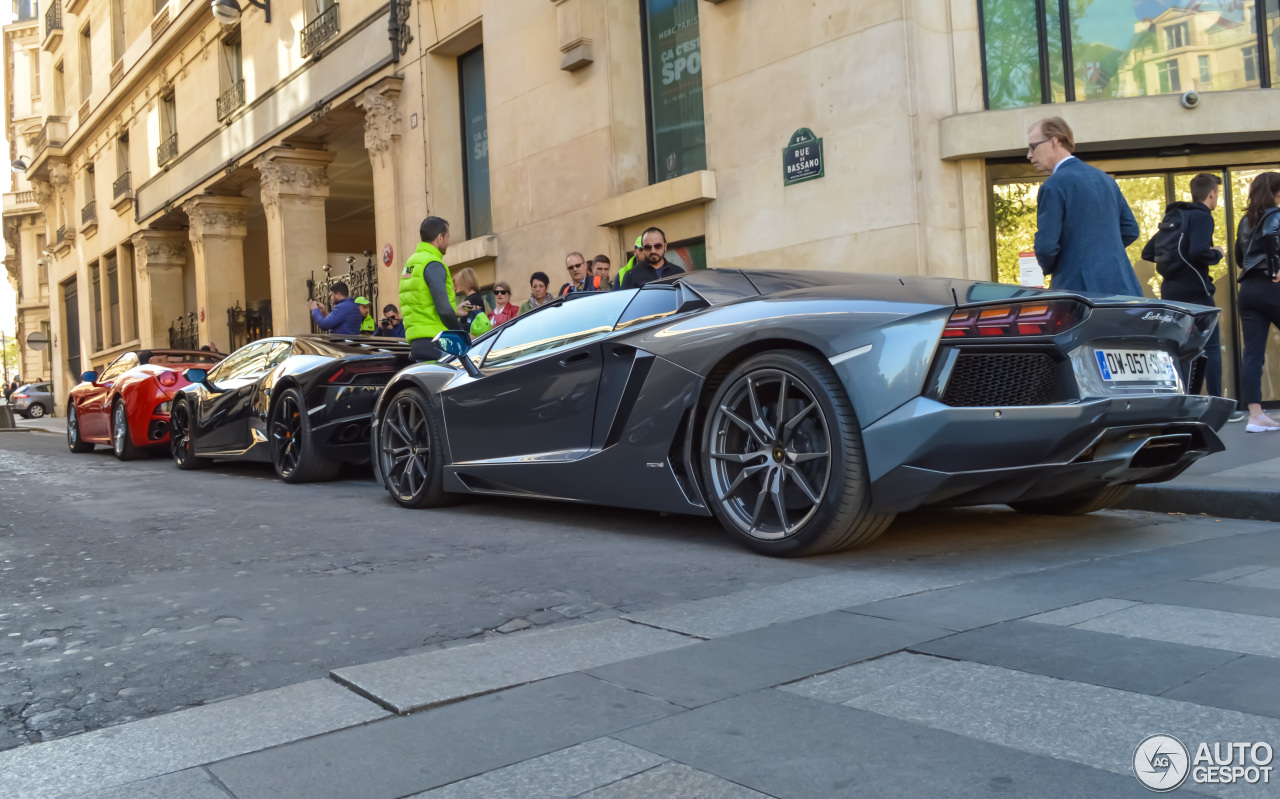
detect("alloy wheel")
[271,394,303,477]
[380,395,431,502]
[68,408,78,443]
[28,404,44,419]
[707,369,833,541]
[113,404,127,455]
[171,404,189,462]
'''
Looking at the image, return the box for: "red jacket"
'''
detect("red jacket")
[489,303,519,326]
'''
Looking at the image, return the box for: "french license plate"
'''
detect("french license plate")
[1094,349,1178,383]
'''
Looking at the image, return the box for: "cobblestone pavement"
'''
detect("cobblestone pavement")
[0,429,1261,766]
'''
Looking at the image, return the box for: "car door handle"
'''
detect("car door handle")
[559,352,591,367]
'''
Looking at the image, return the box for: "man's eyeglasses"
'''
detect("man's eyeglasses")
[567,262,586,270]
[1027,138,1052,156]
[641,244,664,252]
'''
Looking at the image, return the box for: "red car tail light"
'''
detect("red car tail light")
[943,300,1086,339]
[327,360,397,384]
[11,393,26,399]
[157,371,179,387]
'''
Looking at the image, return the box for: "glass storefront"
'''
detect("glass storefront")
[980,0,1280,107]
[642,0,706,182]
[991,164,1280,404]
[459,46,492,238]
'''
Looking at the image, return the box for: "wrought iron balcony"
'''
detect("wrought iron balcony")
[113,171,131,198]
[44,0,60,38]
[300,3,339,58]
[157,133,178,166]
[55,225,66,244]
[217,80,245,121]
[81,200,96,224]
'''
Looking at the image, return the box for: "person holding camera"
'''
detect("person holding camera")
[1234,172,1280,433]
[374,304,405,338]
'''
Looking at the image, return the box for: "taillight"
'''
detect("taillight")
[327,360,397,384]
[157,371,178,387]
[11,394,26,399]
[943,301,1086,339]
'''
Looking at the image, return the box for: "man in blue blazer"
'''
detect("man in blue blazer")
[1028,117,1144,296]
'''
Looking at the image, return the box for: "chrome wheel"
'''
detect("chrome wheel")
[707,369,832,541]
[380,394,431,502]
[271,393,303,477]
[27,404,44,419]
[113,403,127,455]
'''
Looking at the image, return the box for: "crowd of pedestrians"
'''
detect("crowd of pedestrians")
[1029,116,1277,432]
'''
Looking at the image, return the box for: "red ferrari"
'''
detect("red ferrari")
[67,349,225,460]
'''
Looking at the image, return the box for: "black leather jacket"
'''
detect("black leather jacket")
[1235,207,1280,280]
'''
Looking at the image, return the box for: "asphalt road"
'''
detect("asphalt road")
[0,427,1250,752]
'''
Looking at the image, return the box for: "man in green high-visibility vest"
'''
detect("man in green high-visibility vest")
[612,235,644,290]
[400,216,466,362]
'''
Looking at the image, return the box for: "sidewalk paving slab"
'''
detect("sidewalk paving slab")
[615,688,1162,799]
[587,611,948,709]
[1161,655,1280,719]
[1117,579,1280,618]
[330,618,697,715]
[208,673,682,799]
[70,768,229,799]
[0,679,388,799]
[910,619,1244,696]
[577,762,772,799]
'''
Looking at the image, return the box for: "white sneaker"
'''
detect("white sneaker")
[1247,417,1280,433]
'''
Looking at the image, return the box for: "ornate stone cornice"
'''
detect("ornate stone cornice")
[131,231,188,269]
[184,196,248,242]
[253,149,334,209]
[358,88,403,159]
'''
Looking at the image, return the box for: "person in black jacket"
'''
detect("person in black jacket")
[1141,173,1226,397]
[1234,171,1280,433]
[621,227,686,289]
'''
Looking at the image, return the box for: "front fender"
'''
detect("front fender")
[369,362,464,483]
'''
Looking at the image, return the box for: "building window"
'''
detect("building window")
[158,92,178,165]
[36,234,47,287]
[459,45,491,239]
[153,0,165,15]
[90,262,103,352]
[1244,45,1259,82]
[15,0,35,21]
[63,279,81,380]
[1158,59,1181,93]
[642,0,705,183]
[105,254,121,346]
[30,51,40,99]
[115,132,130,197]
[979,0,1278,107]
[53,60,65,115]
[110,0,124,63]
[217,29,245,120]
[78,23,91,104]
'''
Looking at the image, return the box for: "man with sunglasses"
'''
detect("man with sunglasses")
[1027,116,1142,296]
[621,227,685,290]
[558,252,604,296]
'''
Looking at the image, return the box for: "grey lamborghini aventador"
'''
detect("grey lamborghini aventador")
[370,269,1232,557]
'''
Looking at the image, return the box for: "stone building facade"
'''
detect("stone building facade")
[4,0,1279,409]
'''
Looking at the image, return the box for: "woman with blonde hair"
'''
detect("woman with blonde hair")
[453,266,487,326]
[489,280,519,326]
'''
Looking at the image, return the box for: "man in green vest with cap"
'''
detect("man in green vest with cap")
[355,296,376,334]
[612,235,643,290]
[400,216,465,362]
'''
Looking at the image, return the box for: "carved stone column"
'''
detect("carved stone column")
[131,230,189,349]
[185,196,249,352]
[255,147,335,335]
[356,78,405,306]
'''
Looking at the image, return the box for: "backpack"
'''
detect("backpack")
[1148,208,1187,279]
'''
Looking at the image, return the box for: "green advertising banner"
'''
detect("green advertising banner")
[645,0,706,182]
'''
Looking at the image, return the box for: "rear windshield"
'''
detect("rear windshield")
[148,353,223,365]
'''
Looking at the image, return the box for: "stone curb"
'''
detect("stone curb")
[1116,485,1280,523]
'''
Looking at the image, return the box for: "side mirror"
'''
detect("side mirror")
[81,371,98,384]
[433,331,481,378]
[183,368,209,386]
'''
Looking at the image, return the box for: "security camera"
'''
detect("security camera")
[1180,90,1200,109]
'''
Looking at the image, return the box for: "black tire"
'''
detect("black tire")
[1009,484,1135,516]
[376,387,459,509]
[170,400,212,470]
[111,401,145,461]
[66,404,94,453]
[699,350,894,557]
[25,403,46,419]
[269,387,340,483]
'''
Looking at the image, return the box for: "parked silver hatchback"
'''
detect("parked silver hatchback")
[10,382,53,418]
